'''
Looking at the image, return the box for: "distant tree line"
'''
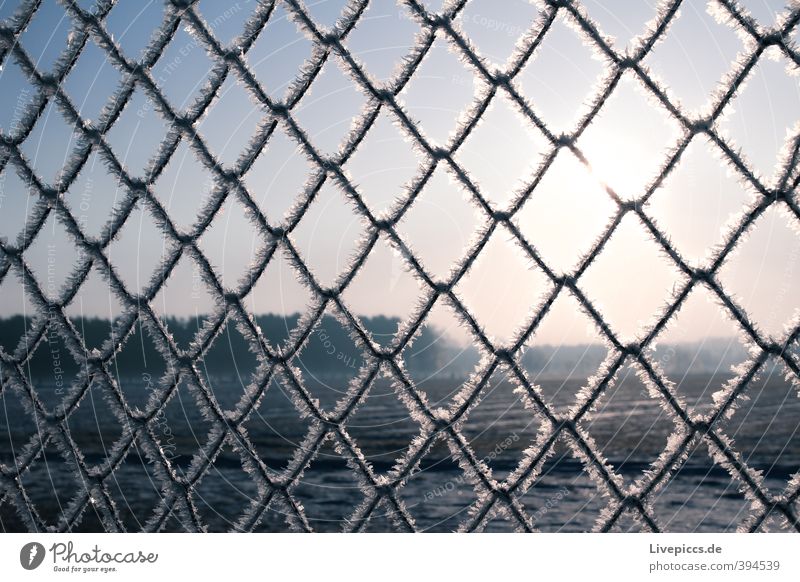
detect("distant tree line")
[0,314,444,379]
[0,313,752,380]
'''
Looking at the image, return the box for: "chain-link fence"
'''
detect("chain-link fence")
[1,0,799,532]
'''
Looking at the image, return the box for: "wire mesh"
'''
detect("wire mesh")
[1,0,800,532]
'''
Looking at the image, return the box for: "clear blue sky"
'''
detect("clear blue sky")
[0,0,798,347]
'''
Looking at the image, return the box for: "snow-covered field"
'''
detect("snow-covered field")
[2,369,798,532]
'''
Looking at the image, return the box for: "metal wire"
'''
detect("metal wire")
[1,0,799,532]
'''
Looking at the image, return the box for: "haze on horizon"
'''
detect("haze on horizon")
[1,0,799,350]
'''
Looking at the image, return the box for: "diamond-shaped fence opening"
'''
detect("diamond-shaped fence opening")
[0,0,799,533]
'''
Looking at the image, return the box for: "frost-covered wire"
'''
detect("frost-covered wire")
[0,0,799,532]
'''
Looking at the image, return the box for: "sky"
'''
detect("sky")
[0,0,799,350]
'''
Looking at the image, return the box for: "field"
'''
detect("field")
[2,366,798,532]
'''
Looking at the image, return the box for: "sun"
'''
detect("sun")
[578,131,660,201]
